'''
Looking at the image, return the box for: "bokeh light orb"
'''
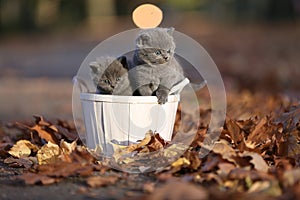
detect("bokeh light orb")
[132,4,163,28]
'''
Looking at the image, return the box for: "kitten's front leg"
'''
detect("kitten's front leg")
[156,85,170,104]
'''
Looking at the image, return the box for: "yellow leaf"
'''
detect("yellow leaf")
[171,157,190,168]
[37,142,60,165]
[8,140,39,158]
[60,140,77,154]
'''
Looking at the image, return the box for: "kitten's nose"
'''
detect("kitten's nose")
[163,56,169,60]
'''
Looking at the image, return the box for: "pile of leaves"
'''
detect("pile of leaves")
[0,92,300,199]
[108,130,189,173]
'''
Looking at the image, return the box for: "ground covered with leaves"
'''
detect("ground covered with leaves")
[0,89,299,200]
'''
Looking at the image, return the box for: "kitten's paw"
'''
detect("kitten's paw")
[156,91,168,104]
[158,96,168,104]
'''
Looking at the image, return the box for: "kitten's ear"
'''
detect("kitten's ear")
[136,33,150,47]
[167,27,175,36]
[117,56,128,69]
[89,62,100,74]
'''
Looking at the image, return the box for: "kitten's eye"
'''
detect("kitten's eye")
[116,77,121,81]
[103,79,110,84]
[167,49,171,53]
[155,50,161,55]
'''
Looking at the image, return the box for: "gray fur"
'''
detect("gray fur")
[89,56,133,95]
[132,27,184,104]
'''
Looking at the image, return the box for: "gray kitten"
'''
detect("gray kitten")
[89,56,132,95]
[132,27,184,104]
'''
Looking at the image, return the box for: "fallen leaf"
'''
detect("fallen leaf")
[226,119,243,145]
[283,169,300,187]
[211,140,237,165]
[246,117,277,150]
[286,130,300,158]
[146,181,208,200]
[18,173,56,185]
[86,176,119,188]
[125,130,169,153]
[37,161,94,178]
[247,180,282,197]
[274,106,300,132]
[143,182,155,193]
[171,157,191,168]
[185,151,201,170]
[201,153,223,172]
[217,162,236,177]
[8,140,38,158]
[60,140,77,154]
[17,115,59,144]
[4,157,36,168]
[239,151,269,173]
[36,141,60,165]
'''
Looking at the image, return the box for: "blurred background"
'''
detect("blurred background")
[0,0,299,121]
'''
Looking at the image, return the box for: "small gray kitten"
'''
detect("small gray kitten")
[132,27,184,104]
[89,56,132,95]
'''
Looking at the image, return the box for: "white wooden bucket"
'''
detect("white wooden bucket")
[80,93,180,151]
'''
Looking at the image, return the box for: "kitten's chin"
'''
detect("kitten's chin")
[158,60,167,64]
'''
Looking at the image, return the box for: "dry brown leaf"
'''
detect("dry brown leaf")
[274,106,300,132]
[35,161,94,178]
[56,120,78,141]
[4,157,36,168]
[18,173,56,185]
[126,130,153,152]
[239,151,269,173]
[185,151,201,170]
[143,182,155,193]
[86,176,119,188]
[8,140,39,158]
[226,119,243,145]
[247,181,282,197]
[31,124,57,144]
[123,130,169,154]
[283,169,300,187]
[201,153,223,172]
[217,162,236,177]
[36,141,60,165]
[246,117,270,145]
[17,115,59,144]
[211,140,237,165]
[147,134,165,151]
[145,181,208,200]
[286,130,300,158]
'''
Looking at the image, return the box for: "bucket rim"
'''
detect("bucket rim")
[80,93,180,103]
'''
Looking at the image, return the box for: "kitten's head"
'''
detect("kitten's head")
[136,27,175,65]
[89,56,128,94]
